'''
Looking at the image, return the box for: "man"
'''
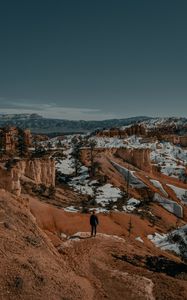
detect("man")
[90,210,99,237]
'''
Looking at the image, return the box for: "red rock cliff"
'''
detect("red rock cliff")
[116,148,152,173]
[0,158,55,196]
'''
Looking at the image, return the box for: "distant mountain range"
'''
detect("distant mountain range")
[0,114,186,135]
[0,114,151,134]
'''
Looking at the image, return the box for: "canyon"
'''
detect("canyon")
[0,118,187,299]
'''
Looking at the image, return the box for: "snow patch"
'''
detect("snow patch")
[111,160,146,189]
[167,184,187,203]
[122,198,140,212]
[150,179,168,197]
[148,225,187,259]
[153,193,183,218]
[135,237,144,243]
[95,184,122,206]
[64,206,79,213]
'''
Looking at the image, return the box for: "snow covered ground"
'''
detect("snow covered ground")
[150,179,168,197]
[111,160,146,189]
[56,148,75,175]
[52,136,124,212]
[166,184,187,204]
[46,132,187,180]
[89,137,125,148]
[44,133,187,217]
[58,154,141,213]
[69,174,123,206]
[95,184,122,206]
[153,193,183,218]
[68,171,94,196]
[135,236,144,243]
[150,142,187,178]
[89,135,187,179]
[148,225,187,259]
[141,117,187,130]
[123,198,141,212]
[64,206,79,213]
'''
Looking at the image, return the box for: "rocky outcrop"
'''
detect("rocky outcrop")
[153,193,183,218]
[116,148,153,173]
[0,158,55,196]
[110,160,146,189]
[124,124,146,136]
[0,165,22,196]
[19,158,56,187]
[163,135,187,147]
[0,126,32,153]
[0,188,93,300]
[97,124,146,138]
[96,119,187,147]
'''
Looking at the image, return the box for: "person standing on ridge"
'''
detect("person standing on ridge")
[90,210,99,237]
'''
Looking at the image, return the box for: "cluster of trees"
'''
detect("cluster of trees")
[17,128,29,157]
[0,127,29,158]
[71,136,83,176]
[71,136,100,177]
[0,131,4,158]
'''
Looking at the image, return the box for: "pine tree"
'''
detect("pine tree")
[126,165,130,197]
[89,140,97,177]
[47,141,53,150]
[127,217,133,237]
[17,128,28,157]
[33,144,47,158]
[0,131,4,158]
[56,139,62,148]
[71,136,82,176]
[32,136,47,158]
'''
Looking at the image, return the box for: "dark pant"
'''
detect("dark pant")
[91,225,97,236]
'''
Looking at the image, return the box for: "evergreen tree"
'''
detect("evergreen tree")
[17,128,28,157]
[126,165,130,197]
[56,139,62,148]
[71,136,82,176]
[33,144,47,158]
[0,131,4,158]
[128,217,133,237]
[47,141,53,150]
[89,140,97,177]
[32,136,47,158]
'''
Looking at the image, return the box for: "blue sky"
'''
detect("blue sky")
[0,0,187,120]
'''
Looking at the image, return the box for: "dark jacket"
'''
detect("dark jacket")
[90,214,99,226]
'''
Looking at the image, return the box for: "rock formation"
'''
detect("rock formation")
[0,158,55,196]
[0,126,32,154]
[163,135,187,147]
[97,124,146,138]
[97,120,187,147]
[116,148,153,173]
[19,158,56,187]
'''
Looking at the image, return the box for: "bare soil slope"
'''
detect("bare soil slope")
[1,188,187,299]
[29,196,187,300]
[0,189,95,300]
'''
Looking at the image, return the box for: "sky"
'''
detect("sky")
[0,0,187,120]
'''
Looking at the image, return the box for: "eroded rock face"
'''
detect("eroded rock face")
[116,148,152,173]
[163,135,187,147]
[0,126,32,154]
[97,125,146,138]
[0,166,21,196]
[19,158,56,187]
[97,123,187,147]
[0,158,55,196]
